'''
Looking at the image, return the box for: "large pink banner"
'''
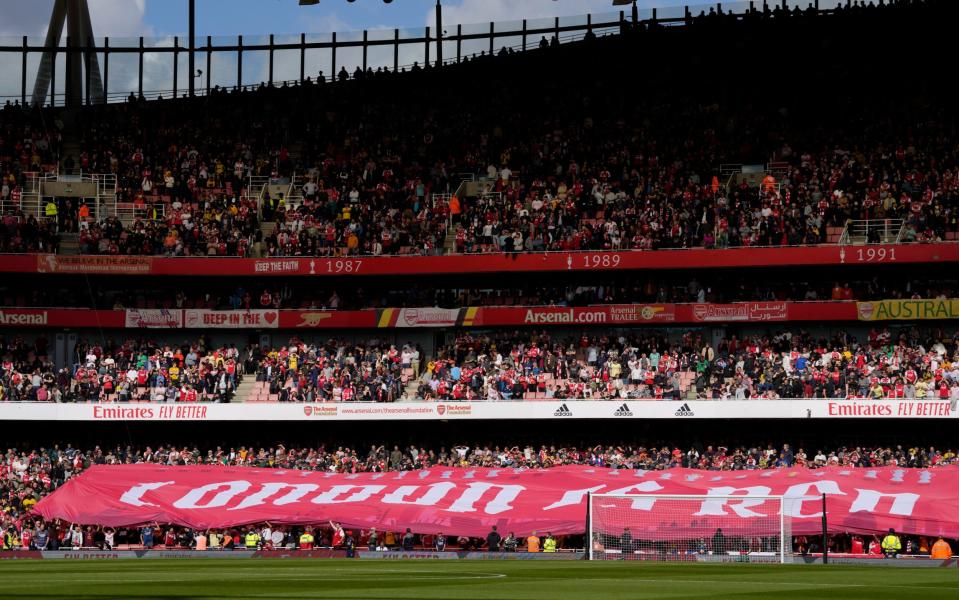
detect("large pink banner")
[33,465,959,537]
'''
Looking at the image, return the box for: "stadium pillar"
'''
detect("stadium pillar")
[206,36,212,93]
[21,36,27,106]
[32,0,66,106]
[103,37,109,101]
[65,1,84,106]
[456,24,461,62]
[173,36,179,98]
[188,0,195,97]
[299,33,305,83]
[138,36,144,98]
[84,34,91,105]
[237,35,243,90]
[435,0,443,67]
[633,1,639,24]
[77,0,103,104]
[393,29,399,71]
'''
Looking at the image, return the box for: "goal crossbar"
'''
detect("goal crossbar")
[587,493,792,564]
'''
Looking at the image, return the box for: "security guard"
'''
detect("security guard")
[244,528,261,550]
[543,532,557,553]
[44,199,58,219]
[299,529,315,550]
[880,528,901,558]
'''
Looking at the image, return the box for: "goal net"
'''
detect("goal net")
[588,494,793,563]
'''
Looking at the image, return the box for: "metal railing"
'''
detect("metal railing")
[0,1,884,108]
[838,219,905,245]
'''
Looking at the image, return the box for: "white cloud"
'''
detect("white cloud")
[88,0,153,38]
[0,0,154,101]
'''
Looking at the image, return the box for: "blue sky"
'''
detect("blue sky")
[2,0,686,40]
[2,1,838,40]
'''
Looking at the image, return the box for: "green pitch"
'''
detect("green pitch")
[1,559,957,599]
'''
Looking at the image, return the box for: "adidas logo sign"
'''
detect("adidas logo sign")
[553,403,573,417]
[674,403,695,417]
[614,403,633,417]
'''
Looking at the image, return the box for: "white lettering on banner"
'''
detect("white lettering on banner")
[0,399,956,422]
[849,489,920,516]
[601,482,666,510]
[382,483,457,506]
[253,260,300,273]
[524,309,607,324]
[125,309,182,329]
[183,310,279,329]
[0,311,48,325]
[781,481,847,518]
[445,483,525,515]
[693,486,774,518]
[397,308,459,327]
[173,481,252,509]
[310,485,386,504]
[542,485,608,511]
[119,481,174,507]
[229,483,320,511]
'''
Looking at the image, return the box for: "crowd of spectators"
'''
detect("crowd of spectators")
[75,197,260,257]
[0,335,240,403]
[0,0,955,257]
[4,327,959,403]
[420,327,959,401]
[252,337,418,403]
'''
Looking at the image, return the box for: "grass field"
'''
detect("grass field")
[1,559,957,599]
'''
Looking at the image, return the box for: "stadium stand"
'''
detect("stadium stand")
[1,0,957,258]
[2,327,959,403]
[1,1,959,575]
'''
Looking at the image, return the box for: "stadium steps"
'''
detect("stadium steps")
[58,233,79,255]
[400,369,428,401]
[260,221,276,239]
[443,229,457,254]
[233,378,260,403]
[402,381,421,401]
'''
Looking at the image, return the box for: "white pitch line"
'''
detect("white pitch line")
[2,572,509,585]
[567,577,958,591]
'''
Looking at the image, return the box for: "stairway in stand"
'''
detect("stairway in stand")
[233,378,260,404]
[58,233,79,255]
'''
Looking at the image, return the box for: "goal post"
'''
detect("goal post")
[587,494,793,564]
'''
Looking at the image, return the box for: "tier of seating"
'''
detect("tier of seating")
[1,0,956,257]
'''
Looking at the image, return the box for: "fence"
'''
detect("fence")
[0,1,858,107]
